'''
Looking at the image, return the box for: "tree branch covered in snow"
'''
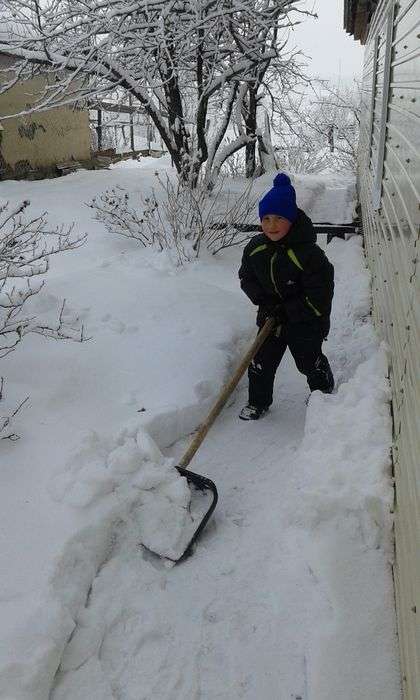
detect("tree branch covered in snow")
[88,174,258,263]
[0,0,313,186]
[229,8,311,177]
[306,81,361,171]
[0,377,29,440]
[272,81,361,174]
[0,200,88,357]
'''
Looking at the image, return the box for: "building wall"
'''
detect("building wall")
[358,0,419,697]
[0,60,90,177]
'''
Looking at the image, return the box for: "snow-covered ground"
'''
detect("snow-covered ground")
[0,159,401,699]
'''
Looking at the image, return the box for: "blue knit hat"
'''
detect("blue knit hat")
[258,173,298,223]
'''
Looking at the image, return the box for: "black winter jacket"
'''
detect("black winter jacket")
[239,209,334,326]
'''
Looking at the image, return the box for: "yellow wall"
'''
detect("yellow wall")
[0,71,90,175]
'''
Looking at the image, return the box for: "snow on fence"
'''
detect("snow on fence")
[210,221,361,244]
[357,0,420,696]
[89,100,164,155]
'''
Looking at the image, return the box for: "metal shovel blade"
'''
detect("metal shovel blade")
[166,467,218,563]
[140,468,217,565]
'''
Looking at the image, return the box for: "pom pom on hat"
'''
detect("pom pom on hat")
[258,172,298,223]
[273,173,292,187]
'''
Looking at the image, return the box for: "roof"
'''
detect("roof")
[343,0,379,43]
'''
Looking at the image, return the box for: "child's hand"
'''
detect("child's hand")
[257,304,286,327]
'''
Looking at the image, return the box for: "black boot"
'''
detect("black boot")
[308,355,334,394]
[239,404,269,421]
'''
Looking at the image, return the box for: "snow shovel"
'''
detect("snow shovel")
[172,317,277,563]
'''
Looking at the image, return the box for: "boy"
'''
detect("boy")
[238,172,334,420]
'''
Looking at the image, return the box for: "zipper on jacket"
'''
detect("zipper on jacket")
[270,252,282,298]
[305,296,322,316]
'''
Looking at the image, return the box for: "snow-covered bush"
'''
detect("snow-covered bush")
[0,376,29,441]
[88,175,258,263]
[0,200,88,437]
[0,200,87,356]
[275,143,333,175]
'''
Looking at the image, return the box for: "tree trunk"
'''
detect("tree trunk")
[257,113,278,174]
[244,86,257,178]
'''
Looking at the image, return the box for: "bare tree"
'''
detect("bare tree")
[307,81,361,172]
[0,200,87,357]
[0,0,311,186]
[272,81,361,174]
[236,22,310,177]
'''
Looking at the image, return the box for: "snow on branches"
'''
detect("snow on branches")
[88,173,258,263]
[0,376,29,441]
[0,200,88,357]
[272,81,362,174]
[0,0,310,185]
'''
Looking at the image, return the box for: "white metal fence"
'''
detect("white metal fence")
[89,101,162,154]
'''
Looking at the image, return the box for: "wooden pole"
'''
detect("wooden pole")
[96,109,102,151]
[147,113,152,154]
[129,95,135,153]
[178,318,276,469]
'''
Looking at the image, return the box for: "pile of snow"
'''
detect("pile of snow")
[0,162,400,699]
[293,349,398,697]
[281,236,399,697]
[49,426,192,559]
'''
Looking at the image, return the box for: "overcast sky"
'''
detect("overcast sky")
[289,0,364,83]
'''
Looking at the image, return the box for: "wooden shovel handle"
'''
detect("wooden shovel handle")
[178,317,277,469]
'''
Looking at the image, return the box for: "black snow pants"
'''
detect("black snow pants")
[248,321,334,408]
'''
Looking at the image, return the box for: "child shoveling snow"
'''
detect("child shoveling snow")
[238,173,335,420]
